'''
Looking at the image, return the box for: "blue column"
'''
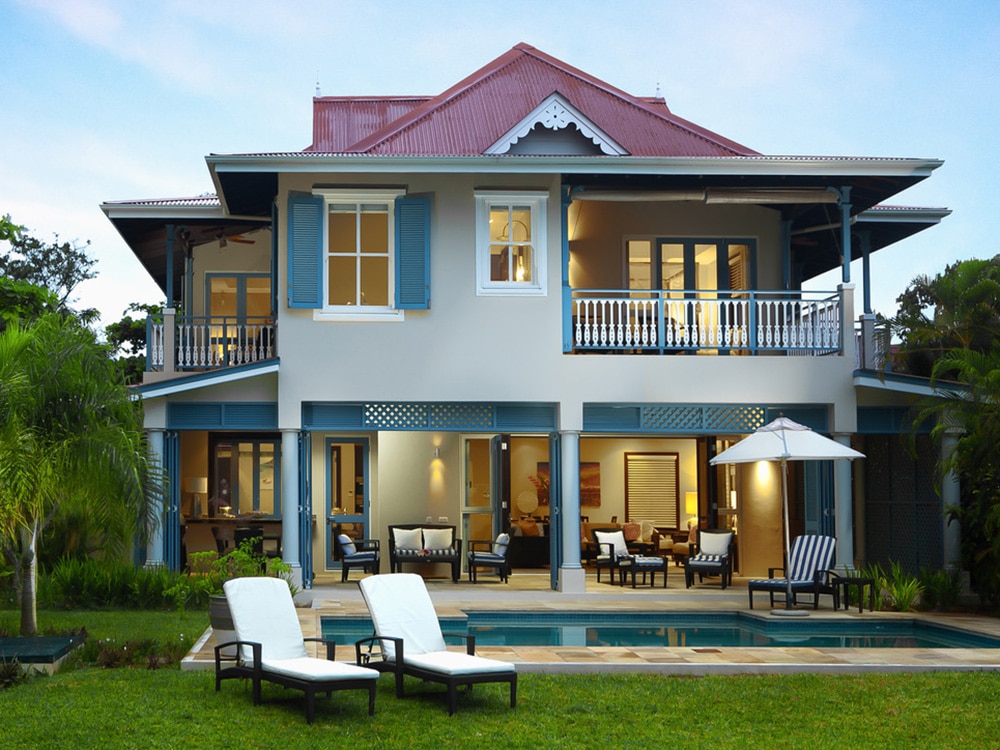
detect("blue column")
[857,230,872,314]
[833,433,855,568]
[165,224,175,307]
[837,188,853,284]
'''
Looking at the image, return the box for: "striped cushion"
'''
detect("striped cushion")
[688,553,725,565]
[628,556,666,567]
[469,552,506,564]
[343,550,377,562]
[786,535,836,581]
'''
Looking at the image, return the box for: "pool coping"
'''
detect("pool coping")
[181,580,1000,675]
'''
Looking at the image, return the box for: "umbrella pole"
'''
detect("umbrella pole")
[773,456,808,617]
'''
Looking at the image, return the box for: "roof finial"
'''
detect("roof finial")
[315,71,321,97]
[655,81,661,98]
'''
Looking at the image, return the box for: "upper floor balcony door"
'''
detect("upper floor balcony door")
[205,273,274,366]
[626,238,752,352]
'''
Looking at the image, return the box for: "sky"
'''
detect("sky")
[2,0,998,330]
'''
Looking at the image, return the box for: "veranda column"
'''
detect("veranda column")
[558,430,586,593]
[281,429,302,589]
[941,431,961,569]
[833,433,855,567]
[146,428,165,567]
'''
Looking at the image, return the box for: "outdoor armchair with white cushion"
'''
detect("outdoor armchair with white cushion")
[356,573,517,715]
[747,534,837,609]
[337,533,380,582]
[684,529,734,589]
[592,528,632,584]
[467,533,511,583]
[215,576,379,722]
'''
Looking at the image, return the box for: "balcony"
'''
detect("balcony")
[147,314,276,373]
[567,289,843,355]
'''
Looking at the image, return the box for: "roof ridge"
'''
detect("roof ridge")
[343,43,758,157]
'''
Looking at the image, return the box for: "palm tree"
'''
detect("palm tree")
[0,315,161,635]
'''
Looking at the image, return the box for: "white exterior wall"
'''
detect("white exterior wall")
[272,172,858,430]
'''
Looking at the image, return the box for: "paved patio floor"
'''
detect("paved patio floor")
[183,569,1000,675]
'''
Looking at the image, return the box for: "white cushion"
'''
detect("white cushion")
[422,527,453,550]
[224,577,307,663]
[359,573,447,660]
[405,650,515,676]
[493,533,510,555]
[261,657,379,682]
[394,527,423,550]
[594,530,629,558]
[337,533,357,556]
[640,521,656,544]
[699,532,733,556]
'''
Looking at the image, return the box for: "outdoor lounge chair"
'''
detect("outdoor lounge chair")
[747,534,837,609]
[215,576,379,722]
[356,573,517,715]
[467,533,511,583]
[337,534,380,582]
[684,529,734,589]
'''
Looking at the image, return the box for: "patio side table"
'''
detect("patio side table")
[833,575,875,613]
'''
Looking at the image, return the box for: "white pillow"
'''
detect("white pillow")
[394,527,423,550]
[422,527,453,550]
[493,533,510,555]
[338,533,357,556]
[640,520,656,543]
[699,532,733,556]
[595,530,629,558]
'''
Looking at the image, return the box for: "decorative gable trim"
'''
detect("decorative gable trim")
[485,93,628,156]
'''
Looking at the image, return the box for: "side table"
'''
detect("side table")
[833,575,875,613]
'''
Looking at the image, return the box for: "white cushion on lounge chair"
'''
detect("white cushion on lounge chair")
[261,656,378,682]
[225,577,309,662]
[405,651,515,676]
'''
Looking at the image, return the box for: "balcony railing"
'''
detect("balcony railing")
[148,315,276,372]
[568,289,842,355]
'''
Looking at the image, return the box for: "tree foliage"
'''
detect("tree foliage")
[0,315,162,635]
[0,224,98,320]
[894,257,1000,606]
[890,256,1000,377]
[105,302,161,385]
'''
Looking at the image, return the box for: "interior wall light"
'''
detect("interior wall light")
[433,447,440,458]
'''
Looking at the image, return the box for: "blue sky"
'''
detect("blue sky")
[2,0,998,328]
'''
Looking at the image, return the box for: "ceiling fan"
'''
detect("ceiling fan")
[215,231,255,248]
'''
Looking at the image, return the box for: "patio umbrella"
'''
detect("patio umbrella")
[709,416,864,615]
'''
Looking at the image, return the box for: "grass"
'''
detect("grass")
[1,608,999,748]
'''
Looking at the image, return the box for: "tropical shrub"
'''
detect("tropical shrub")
[919,566,965,611]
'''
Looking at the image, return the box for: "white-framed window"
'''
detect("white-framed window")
[317,188,404,320]
[475,191,547,296]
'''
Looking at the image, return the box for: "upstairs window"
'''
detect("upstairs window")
[475,191,547,296]
[287,189,430,316]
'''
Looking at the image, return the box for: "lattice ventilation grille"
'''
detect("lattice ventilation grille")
[641,405,766,434]
[363,403,494,430]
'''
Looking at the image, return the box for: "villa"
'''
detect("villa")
[102,43,951,592]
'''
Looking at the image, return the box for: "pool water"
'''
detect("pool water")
[322,612,1000,650]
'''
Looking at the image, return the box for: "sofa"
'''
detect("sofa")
[387,524,462,582]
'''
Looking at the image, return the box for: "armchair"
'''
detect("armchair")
[683,529,734,589]
[467,533,511,583]
[337,534,380,582]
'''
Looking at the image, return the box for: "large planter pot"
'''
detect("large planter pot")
[209,594,234,631]
[209,594,237,658]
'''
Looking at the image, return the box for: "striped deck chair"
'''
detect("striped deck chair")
[747,534,837,609]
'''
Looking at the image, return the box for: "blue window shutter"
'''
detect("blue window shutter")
[287,191,324,308]
[395,196,431,309]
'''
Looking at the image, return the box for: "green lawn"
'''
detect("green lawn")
[1,609,998,748]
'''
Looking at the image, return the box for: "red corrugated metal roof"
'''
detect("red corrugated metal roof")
[307,97,431,152]
[311,43,758,157]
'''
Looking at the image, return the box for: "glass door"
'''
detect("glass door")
[462,436,505,563]
[326,439,369,570]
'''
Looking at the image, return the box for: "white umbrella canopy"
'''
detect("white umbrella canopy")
[710,416,865,465]
[709,416,864,614]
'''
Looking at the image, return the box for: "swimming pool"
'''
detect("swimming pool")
[321,611,1000,650]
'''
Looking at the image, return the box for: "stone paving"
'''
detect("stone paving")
[183,570,1000,675]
